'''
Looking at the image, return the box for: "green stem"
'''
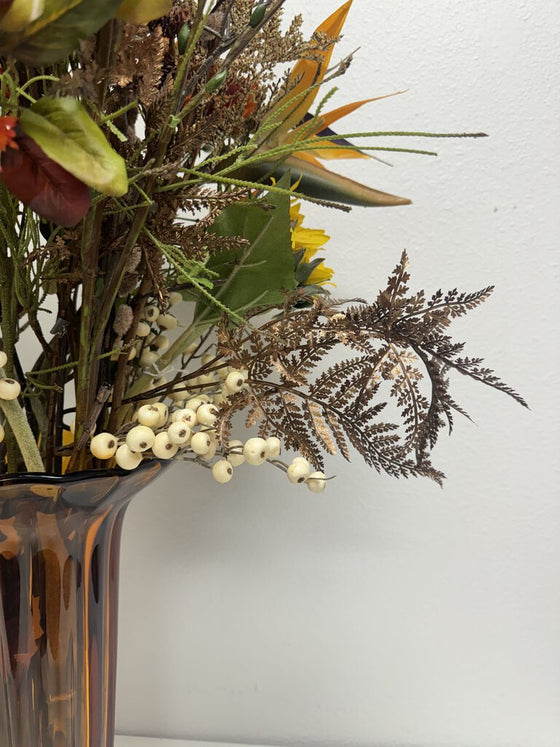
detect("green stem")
[125,319,209,402]
[70,203,104,471]
[0,366,44,472]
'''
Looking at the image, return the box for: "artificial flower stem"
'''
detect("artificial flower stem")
[125,319,211,403]
[0,223,24,472]
[70,204,104,472]
[0,366,45,472]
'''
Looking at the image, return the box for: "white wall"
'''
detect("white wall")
[116,1,560,745]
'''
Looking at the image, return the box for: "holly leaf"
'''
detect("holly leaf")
[19,97,127,196]
[116,0,172,24]
[0,0,123,64]
[0,132,90,226]
[196,175,296,322]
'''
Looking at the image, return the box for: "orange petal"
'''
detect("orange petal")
[318,91,406,129]
[287,91,407,144]
[264,1,353,140]
[293,138,369,161]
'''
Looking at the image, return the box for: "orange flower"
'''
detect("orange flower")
[0,115,18,153]
[250,2,410,207]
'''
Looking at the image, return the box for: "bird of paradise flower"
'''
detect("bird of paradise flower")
[245,0,411,207]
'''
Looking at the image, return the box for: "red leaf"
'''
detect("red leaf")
[0,115,18,153]
[0,132,90,226]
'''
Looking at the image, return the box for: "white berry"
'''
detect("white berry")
[140,349,159,368]
[226,439,245,466]
[306,471,327,493]
[199,439,217,461]
[197,403,218,426]
[190,431,212,455]
[151,402,169,428]
[136,321,151,338]
[0,378,21,400]
[168,291,182,306]
[243,437,268,466]
[224,370,246,393]
[90,432,118,460]
[185,397,204,412]
[287,458,310,484]
[152,431,179,459]
[0,423,5,443]
[212,459,233,484]
[171,407,197,427]
[265,436,281,458]
[115,444,142,470]
[126,425,155,453]
[137,404,162,428]
[153,334,169,351]
[0,351,7,368]
[143,305,160,322]
[157,313,177,330]
[167,421,191,445]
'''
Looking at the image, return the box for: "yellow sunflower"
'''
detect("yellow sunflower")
[290,201,334,287]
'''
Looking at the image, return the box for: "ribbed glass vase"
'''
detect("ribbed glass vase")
[0,460,165,747]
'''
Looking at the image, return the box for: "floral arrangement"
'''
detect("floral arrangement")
[0,0,525,489]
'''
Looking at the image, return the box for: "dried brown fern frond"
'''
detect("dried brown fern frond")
[214,252,526,482]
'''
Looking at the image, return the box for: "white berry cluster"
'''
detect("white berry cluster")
[111,291,183,366]
[88,366,327,492]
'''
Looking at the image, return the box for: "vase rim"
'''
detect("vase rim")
[0,458,164,486]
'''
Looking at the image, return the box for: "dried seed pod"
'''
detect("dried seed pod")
[113,304,134,336]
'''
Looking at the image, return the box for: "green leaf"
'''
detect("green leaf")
[295,255,327,285]
[0,0,45,32]
[116,0,172,24]
[0,0,123,64]
[19,97,128,196]
[196,175,296,322]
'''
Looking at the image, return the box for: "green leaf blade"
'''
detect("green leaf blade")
[0,0,123,64]
[20,97,128,196]
[116,0,172,24]
[196,177,297,323]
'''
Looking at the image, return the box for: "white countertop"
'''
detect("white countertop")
[116,737,275,747]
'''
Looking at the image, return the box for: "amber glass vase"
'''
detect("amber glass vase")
[0,460,165,747]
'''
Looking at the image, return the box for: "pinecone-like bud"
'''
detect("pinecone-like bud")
[125,246,142,273]
[118,273,140,297]
[113,304,134,336]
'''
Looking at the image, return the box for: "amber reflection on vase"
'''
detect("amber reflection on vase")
[0,460,163,747]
